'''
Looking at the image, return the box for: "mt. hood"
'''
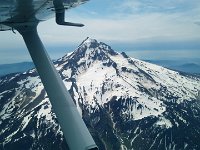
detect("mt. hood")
[0,38,200,150]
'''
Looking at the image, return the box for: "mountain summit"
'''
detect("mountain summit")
[0,38,200,150]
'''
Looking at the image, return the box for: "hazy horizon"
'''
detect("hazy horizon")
[0,42,199,65]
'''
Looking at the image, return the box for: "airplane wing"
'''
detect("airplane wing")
[0,0,87,30]
[0,0,98,150]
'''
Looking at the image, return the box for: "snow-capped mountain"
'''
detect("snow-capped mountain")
[0,37,200,150]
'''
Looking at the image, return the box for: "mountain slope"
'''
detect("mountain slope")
[0,38,200,150]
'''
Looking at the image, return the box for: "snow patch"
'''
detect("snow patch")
[155,117,173,129]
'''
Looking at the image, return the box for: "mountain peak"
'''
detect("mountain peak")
[62,38,119,62]
[79,37,116,53]
[82,37,98,45]
[79,37,99,50]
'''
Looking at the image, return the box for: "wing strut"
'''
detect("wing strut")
[16,23,98,150]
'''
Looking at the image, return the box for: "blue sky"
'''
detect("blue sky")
[0,0,200,64]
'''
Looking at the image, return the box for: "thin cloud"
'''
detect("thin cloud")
[1,0,200,54]
[38,11,200,46]
[115,0,200,14]
[194,21,200,26]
